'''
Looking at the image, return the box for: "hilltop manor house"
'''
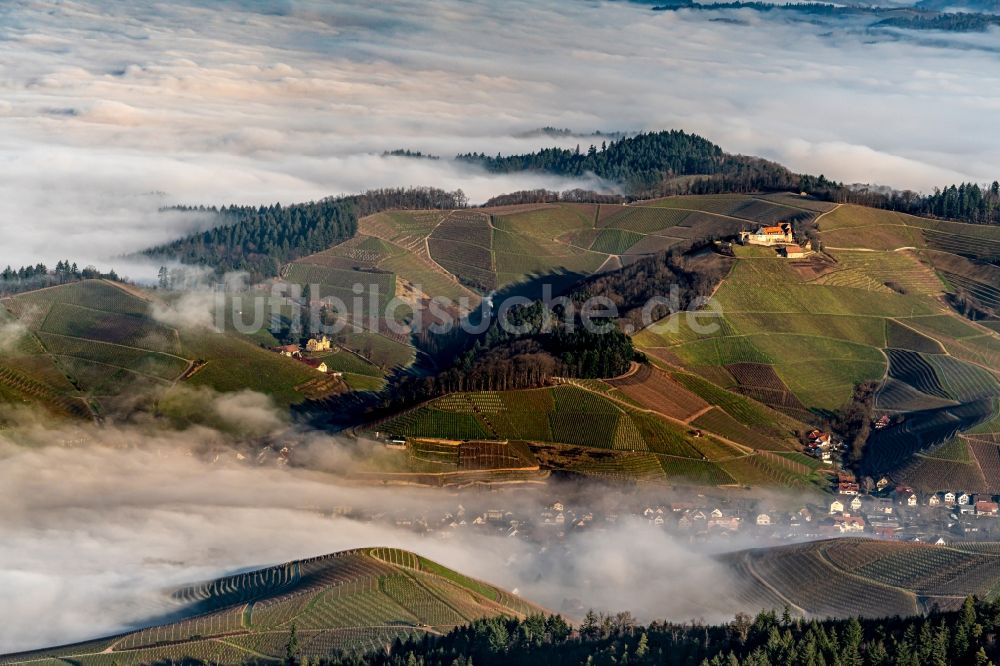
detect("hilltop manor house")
[739,222,794,246]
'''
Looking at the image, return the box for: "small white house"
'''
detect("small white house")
[756,514,772,526]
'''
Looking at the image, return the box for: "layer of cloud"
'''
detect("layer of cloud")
[0,416,771,653]
[150,291,218,330]
[1,0,999,273]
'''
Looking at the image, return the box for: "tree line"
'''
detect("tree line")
[0,260,121,296]
[570,240,732,332]
[482,189,625,207]
[291,597,997,666]
[142,187,467,281]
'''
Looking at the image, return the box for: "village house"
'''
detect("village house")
[739,222,794,246]
[709,515,741,531]
[834,515,865,533]
[944,492,957,504]
[809,430,833,448]
[756,513,772,527]
[870,519,902,538]
[829,499,845,514]
[839,481,860,495]
[928,494,941,507]
[906,494,918,507]
[958,493,972,505]
[874,415,891,430]
[873,498,894,515]
[850,496,863,511]
[305,335,332,352]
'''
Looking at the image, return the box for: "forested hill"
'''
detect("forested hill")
[324,598,998,666]
[146,198,355,279]
[457,130,725,191]
[457,130,839,197]
[142,187,466,279]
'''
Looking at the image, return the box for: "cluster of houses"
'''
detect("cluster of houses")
[805,430,844,463]
[271,335,342,375]
[826,470,1000,543]
[322,481,1000,548]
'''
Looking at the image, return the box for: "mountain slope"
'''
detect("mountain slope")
[0,548,544,664]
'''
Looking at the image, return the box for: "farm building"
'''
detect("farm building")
[777,244,812,259]
[977,501,999,517]
[739,222,794,246]
[273,343,301,357]
[300,358,329,373]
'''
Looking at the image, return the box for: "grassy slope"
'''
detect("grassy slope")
[0,280,325,412]
[373,383,822,489]
[0,548,543,665]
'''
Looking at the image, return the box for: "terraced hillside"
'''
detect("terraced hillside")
[289,196,823,305]
[0,548,543,665]
[0,280,341,414]
[372,382,825,489]
[726,538,1000,619]
[818,204,1000,320]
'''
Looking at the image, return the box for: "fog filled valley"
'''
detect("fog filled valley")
[0,409,769,652]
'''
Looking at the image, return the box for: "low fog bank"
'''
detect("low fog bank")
[4,0,1000,270]
[0,152,607,277]
[0,403,798,653]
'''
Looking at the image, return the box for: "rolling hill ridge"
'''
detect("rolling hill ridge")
[0,548,543,665]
